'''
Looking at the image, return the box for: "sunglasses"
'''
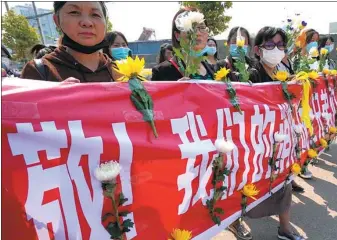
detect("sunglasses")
[261,41,286,51]
[196,26,209,33]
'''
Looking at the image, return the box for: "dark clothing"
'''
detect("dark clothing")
[21,46,119,82]
[151,57,215,81]
[215,56,260,83]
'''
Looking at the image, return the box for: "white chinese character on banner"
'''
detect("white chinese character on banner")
[171,112,216,215]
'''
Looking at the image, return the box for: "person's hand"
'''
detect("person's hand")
[61,77,80,84]
[177,77,191,81]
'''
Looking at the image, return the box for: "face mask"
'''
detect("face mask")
[261,48,285,67]
[306,41,318,53]
[229,44,249,58]
[207,46,217,56]
[191,46,209,57]
[324,44,334,53]
[111,47,131,60]
[62,33,109,54]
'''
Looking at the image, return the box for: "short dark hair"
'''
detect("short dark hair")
[53,1,107,19]
[227,27,252,46]
[305,29,319,44]
[207,38,218,59]
[30,44,56,59]
[318,36,334,51]
[254,26,287,59]
[158,43,173,64]
[171,7,206,49]
[103,31,130,60]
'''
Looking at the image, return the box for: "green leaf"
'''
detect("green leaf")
[102,213,114,222]
[211,215,221,225]
[118,193,128,207]
[118,211,130,217]
[173,47,184,61]
[214,207,224,214]
[106,222,122,239]
[122,219,134,232]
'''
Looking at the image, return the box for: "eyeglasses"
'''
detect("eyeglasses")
[261,41,286,50]
[196,26,209,33]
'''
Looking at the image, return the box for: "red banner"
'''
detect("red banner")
[2,76,336,240]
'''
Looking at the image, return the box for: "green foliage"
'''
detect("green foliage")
[107,17,113,32]
[181,1,232,35]
[233,47,250,82]
[2,10,40,61]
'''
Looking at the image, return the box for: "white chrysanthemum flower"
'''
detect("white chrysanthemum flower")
[175,11,204,32]
[214,139,235,153]
[187,11,205,24]
[274,133,287,142]
[94,161,121,182]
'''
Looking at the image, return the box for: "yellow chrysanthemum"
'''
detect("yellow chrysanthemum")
[236,39,245,47]
[274,71,288,81]
[298,24,304,30]
[308,149,318,159]
[308,71,319,80]
[323,68,330,75]
[241,183,259,200]
[329,126,337,134]
[140,68,152,78]
[320,48,328,56]
[309,48,319,58]
[169,229,192,240]
[291,163,301,175]
[214,67,231,81]
[331,70,337,76]
[114,56,146,82]
[295,41,301,48]
[319,138,328,148]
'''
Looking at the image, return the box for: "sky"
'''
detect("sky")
[2,1,337,41]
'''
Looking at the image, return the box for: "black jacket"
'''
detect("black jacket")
[151,57,215,81]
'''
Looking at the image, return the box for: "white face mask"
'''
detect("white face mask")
[261,48,285,67]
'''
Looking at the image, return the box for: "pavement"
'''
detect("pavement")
[212,141,337,240]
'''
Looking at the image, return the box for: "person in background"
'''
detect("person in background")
[21,1,120,82]
[103,31,132,61]
[318,36,336,70]
[216,27,259,83]
[298,29,320,71]
[31,44,57,59]
[151,7,214,81]
[206,37,218,65]
[249,26,305,240]
[157,43,173,64]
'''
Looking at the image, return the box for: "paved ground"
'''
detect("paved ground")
[212,141,337,240]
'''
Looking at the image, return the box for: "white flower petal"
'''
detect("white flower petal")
[215,139,235,153]
[94,161,121,182]
[274,133,287,142]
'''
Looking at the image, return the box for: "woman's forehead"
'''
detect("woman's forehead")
[63,1,103,11]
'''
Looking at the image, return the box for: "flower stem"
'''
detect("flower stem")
[150,120,158,138]
[111,192,124,240]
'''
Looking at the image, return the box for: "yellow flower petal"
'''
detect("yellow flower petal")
[320,48,328,56]
[331,70,337,76]
[214,67,231,81]
[319,138,328,148]
[329,127,337,134]
[236,39,245,47]
[241,183,259,199]
[274,71,288,81]
[323,68,330,75]
[170,229,192,240]
[114,56,146,81]
[308,71,319,80]
[291,163,301,175]
[308,149,318,159]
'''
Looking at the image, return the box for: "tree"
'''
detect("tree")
[107,18,113,32]
[180,2,233,36]
[2,10,40,61]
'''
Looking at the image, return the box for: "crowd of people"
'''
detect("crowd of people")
[2,2,336,240]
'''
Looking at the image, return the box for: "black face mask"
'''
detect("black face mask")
[62,33,109,54]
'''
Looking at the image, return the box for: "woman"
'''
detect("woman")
[31,44,57,59]
[318,36,336,70]
[21,1,120,82]
[246,26,304,240]
[216,27,259,83]
[206,38,218,65]
[151,7,214,81]
[157,43,173,64]
[103,31,132,61]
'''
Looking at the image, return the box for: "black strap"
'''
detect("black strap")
[33,59,47,80]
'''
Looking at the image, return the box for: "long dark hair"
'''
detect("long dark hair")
[254,26,287,60]
[305,29,319,44]
[318,36,334,51]
[158,43,173,64]
[227,27,252,46]
[103,31,130,60]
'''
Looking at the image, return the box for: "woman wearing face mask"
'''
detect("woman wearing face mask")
[21,1,120,82]
[206,38,218,65]
[151,7,214,81]
[299,29,320,71]
[103,31,132,61]
[318,36,336,70]
[216,27,259,83]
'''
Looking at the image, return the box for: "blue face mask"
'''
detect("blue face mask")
[207,46,217,56]
[191,46,210,57]
[229,44,249,58]
[111,47,131,60]
[324,44,334,53]
[306,41,318,53]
